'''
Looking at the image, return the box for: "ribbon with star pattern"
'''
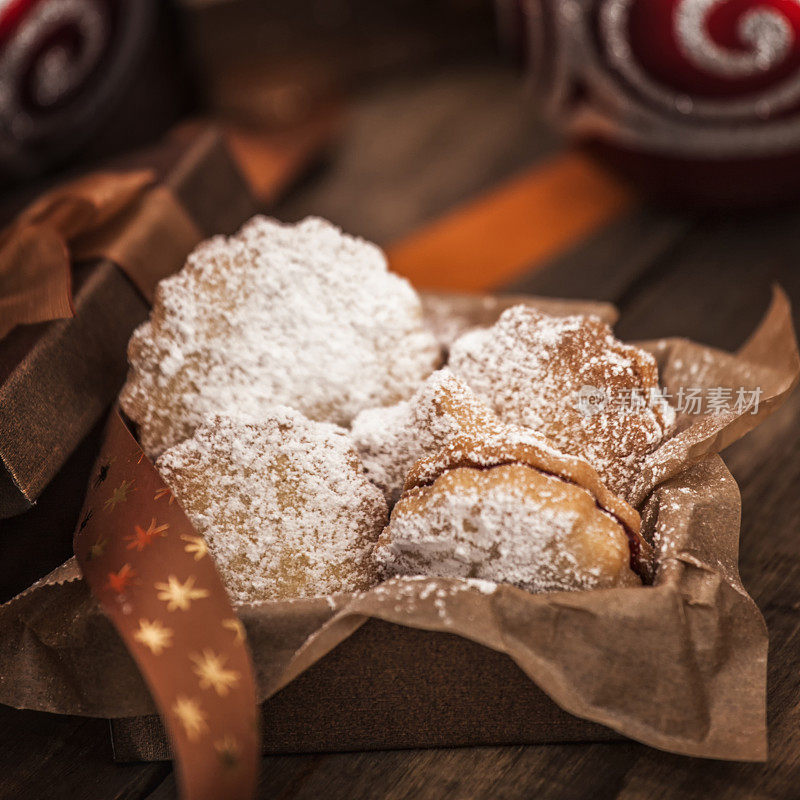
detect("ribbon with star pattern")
[74,410,259,800]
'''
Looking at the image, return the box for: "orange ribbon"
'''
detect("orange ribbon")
[74,410,259,800]
[0,170,203,340]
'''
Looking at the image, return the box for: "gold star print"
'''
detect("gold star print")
[154,487,174,504]
[154,575,209,611]
[190,649,241,696]
[87,537,107,561]
[172,695,208,741]
[104,479,134,512]
[214,734,241,768]
[181,533,208,561]
[133,618,174,655]
[222,618,245,644]
[126,518,169,551]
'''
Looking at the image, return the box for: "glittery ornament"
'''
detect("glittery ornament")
[501,0,800,202]
[0,0,155,179]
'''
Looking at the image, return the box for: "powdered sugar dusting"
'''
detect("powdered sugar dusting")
[155,408,388,604]
[377,464,639,593]
[119,218,676,603]
[449,306,675,499]
[350,368,499,505]
[121,216,441,457]
[396,396,649,570]
[407,418,568,491]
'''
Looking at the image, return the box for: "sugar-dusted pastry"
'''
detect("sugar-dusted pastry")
[378,465,641,593]
[405,428,644,547]
[375,429,651,593]
[155,408,388,603]
[448,306,675,499]
[350,369,500,506]
[121,216,441,457]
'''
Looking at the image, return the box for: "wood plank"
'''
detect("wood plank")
[611,208,800,349]
[504,206,697,304]
[144,741,642,800]
[0,705,167,800]
[595,207,800,800]
[270,64,561,245]
[475,207,800,800]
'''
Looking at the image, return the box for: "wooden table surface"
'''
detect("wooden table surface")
[3,62,800,800]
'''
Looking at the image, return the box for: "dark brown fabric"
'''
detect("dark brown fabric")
[0,170,158,340]
[0,261,148,517]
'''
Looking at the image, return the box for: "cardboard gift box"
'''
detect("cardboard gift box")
[0,128,258,599]
[1,290,798,784]
[111,617,621,762]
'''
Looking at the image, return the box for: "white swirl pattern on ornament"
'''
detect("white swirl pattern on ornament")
[675,0,794,77]
[0,0,107,120]
[600,0,800,119]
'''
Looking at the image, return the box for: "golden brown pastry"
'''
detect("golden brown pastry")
[350,369,501,506]
[121,216,440,458]
[155,408,388,603]
[377,463,641,593]
[448,306,675,499]
[376,421,651,592]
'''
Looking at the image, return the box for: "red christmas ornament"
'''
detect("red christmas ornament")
[501,0,800,204]
[0,0,154,181]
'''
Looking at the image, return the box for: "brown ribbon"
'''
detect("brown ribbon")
[0,170,203,340]
[74,410,259,800]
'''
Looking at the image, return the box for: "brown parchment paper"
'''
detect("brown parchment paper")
[0,289,797,762]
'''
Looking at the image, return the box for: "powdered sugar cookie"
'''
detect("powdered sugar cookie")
[377,464,641,593]
[350,369,499,506]
[155,408,388,603]
[121,216,440,457]
[449,306,674,499]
